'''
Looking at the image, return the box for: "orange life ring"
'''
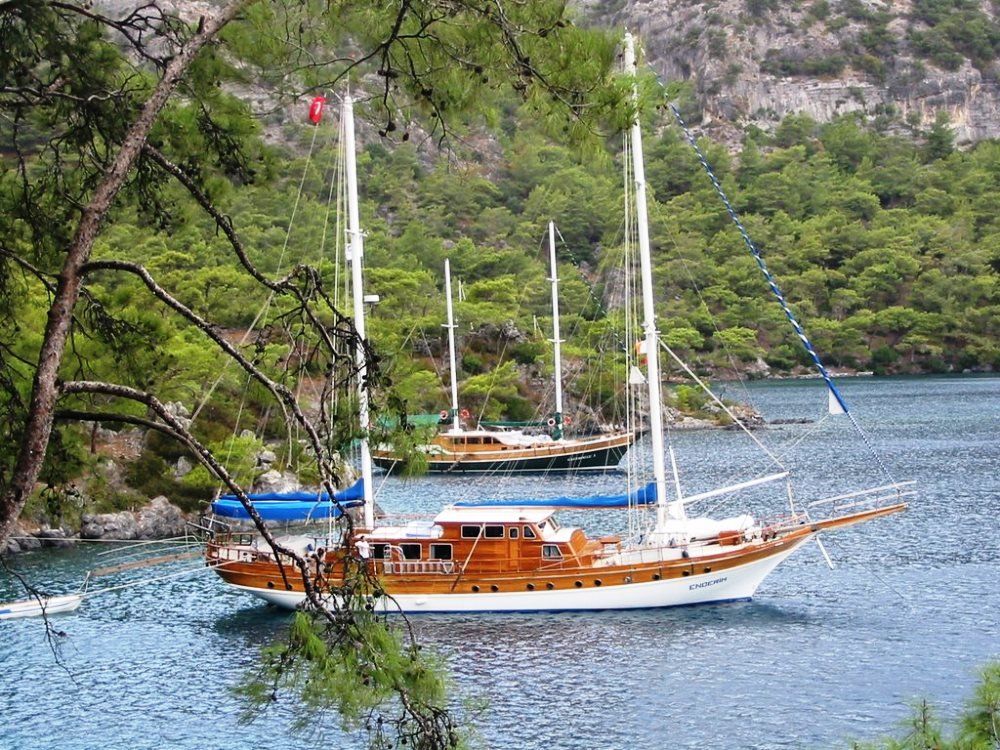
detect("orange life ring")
[460,408,470,419]
[564,416,573,425]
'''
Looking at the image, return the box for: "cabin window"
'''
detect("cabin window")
[484,525,504,539]
[523,526,536,539]
[430,544,452,561]
[509,527,519,539]
[372,544,390,559]
[400,543,421,560]
[542,544,562,559]
[461,525,481,539]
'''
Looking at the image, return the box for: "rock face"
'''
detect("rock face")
[34,527,75,549]
[593,0,1000,146]
[81,496,187,541]
[252,469,301,495]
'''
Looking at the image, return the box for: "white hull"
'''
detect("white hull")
[0,594,83,620]
[232,537,809,613]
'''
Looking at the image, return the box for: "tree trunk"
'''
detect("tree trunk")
[0,0,251,545]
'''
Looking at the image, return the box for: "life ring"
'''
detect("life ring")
[546,417,556,427]
[460,408,470,419]
[564,415,573,426]
[439,410,449,420]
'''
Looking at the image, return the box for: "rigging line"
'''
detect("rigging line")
[189,123,323,426]
[189,302,269,424]
[774,412,832,463]
[472,267,535,430]
[663,239,794,462]
[671,247,759,412]
[331,108,347,320]
[223,371,253,469]
[666,103,897,485]
[667,104,849,412]
[658,338,786,470]
[317,98,340,270]
[817,533,913,609]
[550,224,626,427]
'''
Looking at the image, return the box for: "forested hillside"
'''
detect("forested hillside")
[3,2,998,524]
[88,102,999,417]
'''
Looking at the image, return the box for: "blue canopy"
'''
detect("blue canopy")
[454,482,657,509]
[211,478,365,521]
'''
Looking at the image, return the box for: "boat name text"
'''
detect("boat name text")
[689,576,728,590]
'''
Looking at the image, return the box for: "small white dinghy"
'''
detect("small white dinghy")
[0,593,83,620]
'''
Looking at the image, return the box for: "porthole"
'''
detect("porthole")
[545,582,555,590]
[490,584,499,592]
[703,567,712,573]
[682,570,690,577]
[471,585,480,592]
[652,573,661,581]
[574,580,583,588]
[624,576,632,584]
[526,583,535,591]
[594,579,603,586]
[285,584,293,590]
[266,581,275,589]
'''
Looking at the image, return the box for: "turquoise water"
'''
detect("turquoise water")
[1,376,997,749]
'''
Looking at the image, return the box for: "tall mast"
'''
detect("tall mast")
[444,259,461,433]
[343,94,375,530]
[624,33,683,525]
[548,222,565,439]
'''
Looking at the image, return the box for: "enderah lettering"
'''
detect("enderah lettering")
[689,576,728,590]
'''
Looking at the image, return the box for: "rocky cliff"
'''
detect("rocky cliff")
[591,0,1000,145]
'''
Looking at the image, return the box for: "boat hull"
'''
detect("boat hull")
[215,535,811,614]
[0,594,83,620]
[372,436,632,474]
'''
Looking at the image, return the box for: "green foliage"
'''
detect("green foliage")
[125,450,205,513]
[761,51,846,77]
[459,362,523,420]
[674,384,709,412]
[181,433,262,495]
[852,660,1000,749]
[908,0,1000,70]
[238,601,460,747]
[712,326,764,362]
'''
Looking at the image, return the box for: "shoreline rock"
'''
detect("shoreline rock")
[81,495,189,541]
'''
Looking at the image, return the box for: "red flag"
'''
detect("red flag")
[308,96,326,124]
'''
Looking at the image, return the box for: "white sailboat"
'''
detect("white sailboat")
[207,37,910,613]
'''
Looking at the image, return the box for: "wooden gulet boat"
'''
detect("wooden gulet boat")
[206,43,910,614]
[371,427,634,474]
[370,231,634,474]
[207,497,906,613]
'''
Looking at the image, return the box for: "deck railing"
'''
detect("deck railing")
[376,560,457,575]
